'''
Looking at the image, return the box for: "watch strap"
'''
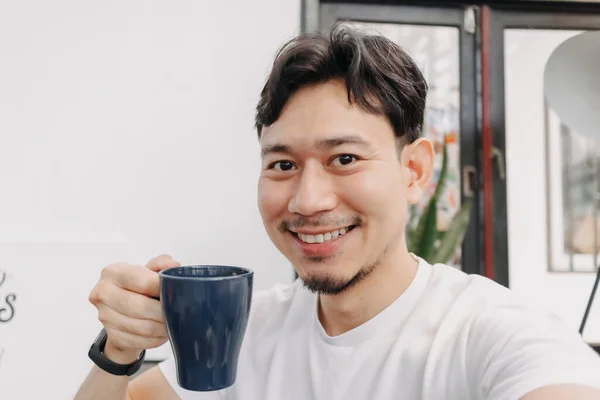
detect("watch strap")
[88,328,146,376]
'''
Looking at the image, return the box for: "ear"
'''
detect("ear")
[402,138,435,205]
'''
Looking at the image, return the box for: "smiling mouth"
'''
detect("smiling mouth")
[291,226,357,244]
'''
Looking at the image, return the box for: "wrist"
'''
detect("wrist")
[88,329,146,377]
[103,339,143,365]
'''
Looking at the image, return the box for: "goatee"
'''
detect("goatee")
[300,257,380,295]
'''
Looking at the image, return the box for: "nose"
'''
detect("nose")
[288,163,337,216]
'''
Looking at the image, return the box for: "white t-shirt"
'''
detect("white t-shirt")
[159,257,600,399]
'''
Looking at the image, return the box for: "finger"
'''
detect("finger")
[145,254,181,272]
[99,282,165,323]
[105,326,168,351]
[98,304,167,338]
[102,263,161,298]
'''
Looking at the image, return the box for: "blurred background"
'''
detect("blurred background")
[0,0,599,398]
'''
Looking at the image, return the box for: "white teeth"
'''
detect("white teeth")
[297,227,352,244]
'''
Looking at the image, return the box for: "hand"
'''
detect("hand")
[88,254,181,364]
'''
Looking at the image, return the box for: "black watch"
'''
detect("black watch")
[88,328,146,376]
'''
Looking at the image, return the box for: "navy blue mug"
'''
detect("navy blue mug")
[159,265,253,392]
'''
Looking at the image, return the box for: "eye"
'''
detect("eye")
[269,160,297,172]
[331,154,358,167]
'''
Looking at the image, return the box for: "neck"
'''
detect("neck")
[317,244,419,337]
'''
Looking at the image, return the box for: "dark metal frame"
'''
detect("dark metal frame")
[320,3,483,277]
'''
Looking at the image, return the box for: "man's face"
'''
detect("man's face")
[257,80,430,294]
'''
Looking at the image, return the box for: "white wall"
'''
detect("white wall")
[505,30,600,344]
[0,1,300,399]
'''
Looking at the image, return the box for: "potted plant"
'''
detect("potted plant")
[406,142,474,265]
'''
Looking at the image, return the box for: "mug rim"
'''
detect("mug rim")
[159,265,253,281]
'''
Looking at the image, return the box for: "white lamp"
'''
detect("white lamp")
[544,31,600,336]
[544,31,600,138]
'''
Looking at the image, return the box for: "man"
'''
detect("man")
[75,25,600,399]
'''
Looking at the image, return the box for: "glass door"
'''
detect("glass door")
[320,4,481,275]
[489,8,600,344]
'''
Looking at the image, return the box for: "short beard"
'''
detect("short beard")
[300,247,387,295]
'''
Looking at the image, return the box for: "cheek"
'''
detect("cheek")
[258,179,290,222]
[339,170,405,217]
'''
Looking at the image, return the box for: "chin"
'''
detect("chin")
[299,272,354,295]
[298,255,380,295]
[296,265,366,295]
[293,254,351,277]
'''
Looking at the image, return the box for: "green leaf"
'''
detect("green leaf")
[409,199,432,256]
[406,229,415,254]
[406,204,420,253]
[430,197,474,265]
[419,199,438,262]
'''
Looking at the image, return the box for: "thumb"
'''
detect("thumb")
[145,254,181,272]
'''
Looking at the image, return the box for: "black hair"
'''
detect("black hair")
[255,23,428,144]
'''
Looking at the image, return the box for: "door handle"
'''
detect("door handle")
[463,166,477,198]
[491,147,506,180]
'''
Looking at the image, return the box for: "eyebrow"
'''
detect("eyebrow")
[316,134,372,149]
[261,144,291,158]
[260,134,372,158]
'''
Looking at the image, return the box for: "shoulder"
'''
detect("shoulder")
[405,259,516,336]
[424,261,514,312]
[420,262,600,398]
[461,282,600,398]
